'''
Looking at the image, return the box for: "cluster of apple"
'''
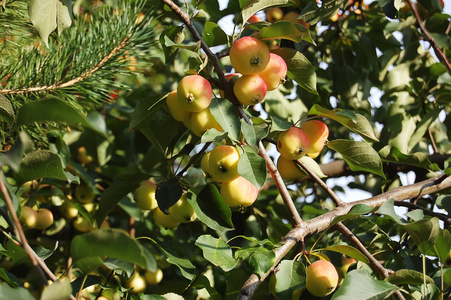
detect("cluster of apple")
[134,179,196,229]
[276,120,329,181]
[201,145,259,208]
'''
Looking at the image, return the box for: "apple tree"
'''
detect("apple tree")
[0,0,450,299]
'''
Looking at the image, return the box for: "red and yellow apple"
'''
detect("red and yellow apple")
[300,120,329,158]
[257,53,287,91]
[169,193,196,223]
[277,127,310,160]
[134,180,158,211]
[276,156,307,181]
[208,145,241,182]
[248,14,263,23]
[166,90,192,122]
[229,36,270,75]
[220,176,259,207]
[177,75,213,112]
[283,11,310,29]
[305,260,339,297]
[189,108,223,137]
[233,74,267,106]
[219,73,242,98]
[337,256,357,285]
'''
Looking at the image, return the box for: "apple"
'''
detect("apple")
[300,120,329,158]
[305,260,339,297]
[220,176,259,207]
[233,74,267,106]
[201,151,212,176]
[277,127,310,160]
[266,7,284,23]
[276,156,307,181]
[337,256,357,285]
[73,215,93,232]
[190,108,223,137]
[35,208,54,230]
[124,273,146,294]
[153,207,180,229]
[20,206,38,229]
[75,183,96,204]
[59,201,79,219]
[283,11,310,29]
[144,268,163,285]
[219,73,242,98]
[77,146,93,165]
[229,36,270,75]
[134,180,158,210]
[177,75,213,112]
[166,90,192,122]
[208,145,240,182]
[248,14,263,23]
[169,193,196,223]
[257,53,287,91]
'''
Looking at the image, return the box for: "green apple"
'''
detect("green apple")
[134,180,158,210]
[229,36,270,75]
[301,120,329,158]
[305,260,339,297]
[233,74,267,106]
[73,215,93,232]
[144,268,163,285]
[190,108,223,137]
[20,206,38,229]
[153,207,180,229]
[220,176,259,207]
[177,75,213,112]
[266,7,284,23]
[208,145,240,182]
[59,201,79,219]
[35,208,54,230]
[257,53,287,91]
[75,184,96,204]
[169,193,196,223]
[166,90,192,122]
[276,156,307,181]
[277,127,310,160]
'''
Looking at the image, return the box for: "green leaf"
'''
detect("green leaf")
[0,132,33,172]
[376,199,406,224]
[209,98,241,142]
[402,217,440,255]
[238,146,266,189]
[28,0,72,46]
[240,119,270,146]
[386,269,434,285]
[129,94,166,131]
[202,22,228,47]
[241,0,293,24]
[15,150,74,185]
[163,36,201,52]
[195,235,236,272]
[332,269,398,300]
[331,204,374,225]
[0,282,35,300]
[299,156,326,178]
[324,245,370,265]
[258,21,307,43]
[328,140,385,178]
[71,228,154,271]
[0,95,15,125]
[0,268,19,288]
[308,105,379,142]
[235,247,275,278]
[299,0,348,25]
[40,278,72,300]
[273,260,306,299]
[379,146,433,171]
[189,185,234,231]
[270,116,292,132]
[272,48,317,95]
[159,25,185,63]
[433,228,451,264]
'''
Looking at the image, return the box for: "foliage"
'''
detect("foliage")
[0,0,450,299]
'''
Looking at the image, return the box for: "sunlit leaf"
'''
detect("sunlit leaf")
[0,282,35,300]
[273,260,306,299]
[238,146,266,189]
[210,98,241,141]
[241,0,293,24]
[40,278,72,300]
[202,22,228,47]
[324,245,370,264]
[0,95,14,125]
[235,247,275,278]
[196,235,236,272]
[386,269,434,285]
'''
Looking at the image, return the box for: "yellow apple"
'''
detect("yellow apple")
[166,90,192,122]
[153,207,180,229]
[220,176,259,207]
[257,53,287,91]
[229,36,270,75]
[337,256,357,285]
[73,215,94,232]
[59,201,79,219]
[233,74,267,106]
[134,180,158,211]
[177,75,213,112]
[306,260,339,297]
[144,268,163,285]
[208,145,240,182]
[20,206,38,229]
[74,184,96,204]
[201,151,212,176]
[169,193,196,223]
[300,120,329,158]
[35,208,54,230]
[77,146,93,165]
[277,127,310,160]
[190,108,223,137]
[124,273,146,294]
[276,156,307,181]
[266,7,284,23]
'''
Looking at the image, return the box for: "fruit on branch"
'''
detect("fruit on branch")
[190,108,223,137]
[276,156,307,181]
[166,90,192,122]
[169,193,196,223]
[208,145,241,182]
[77,146,93,165]
[277,127,310,160]
[300,120,329,158]
[283,11,310,29]
[153,207,180,229]
[257,53,287,91]
[59,201,79,219]
[219,73,242,98]
[266,7,284,23]
[134,180,158,210]
[337,256,357,285]
[144,268,164,285]
[73,215,93,232]
[220,176,259,207]
[177,75,213,112]
[75,183,96,204]
[233,74,267,106]
[35,208,54,230]
[124,272,147,294]
[19,206,38,229]
[305,260,339,297]
[229,36,270,75]
[248,14,263,23]
[201,151,212,176]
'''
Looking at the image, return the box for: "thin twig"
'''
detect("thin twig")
[394,200,451,225]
